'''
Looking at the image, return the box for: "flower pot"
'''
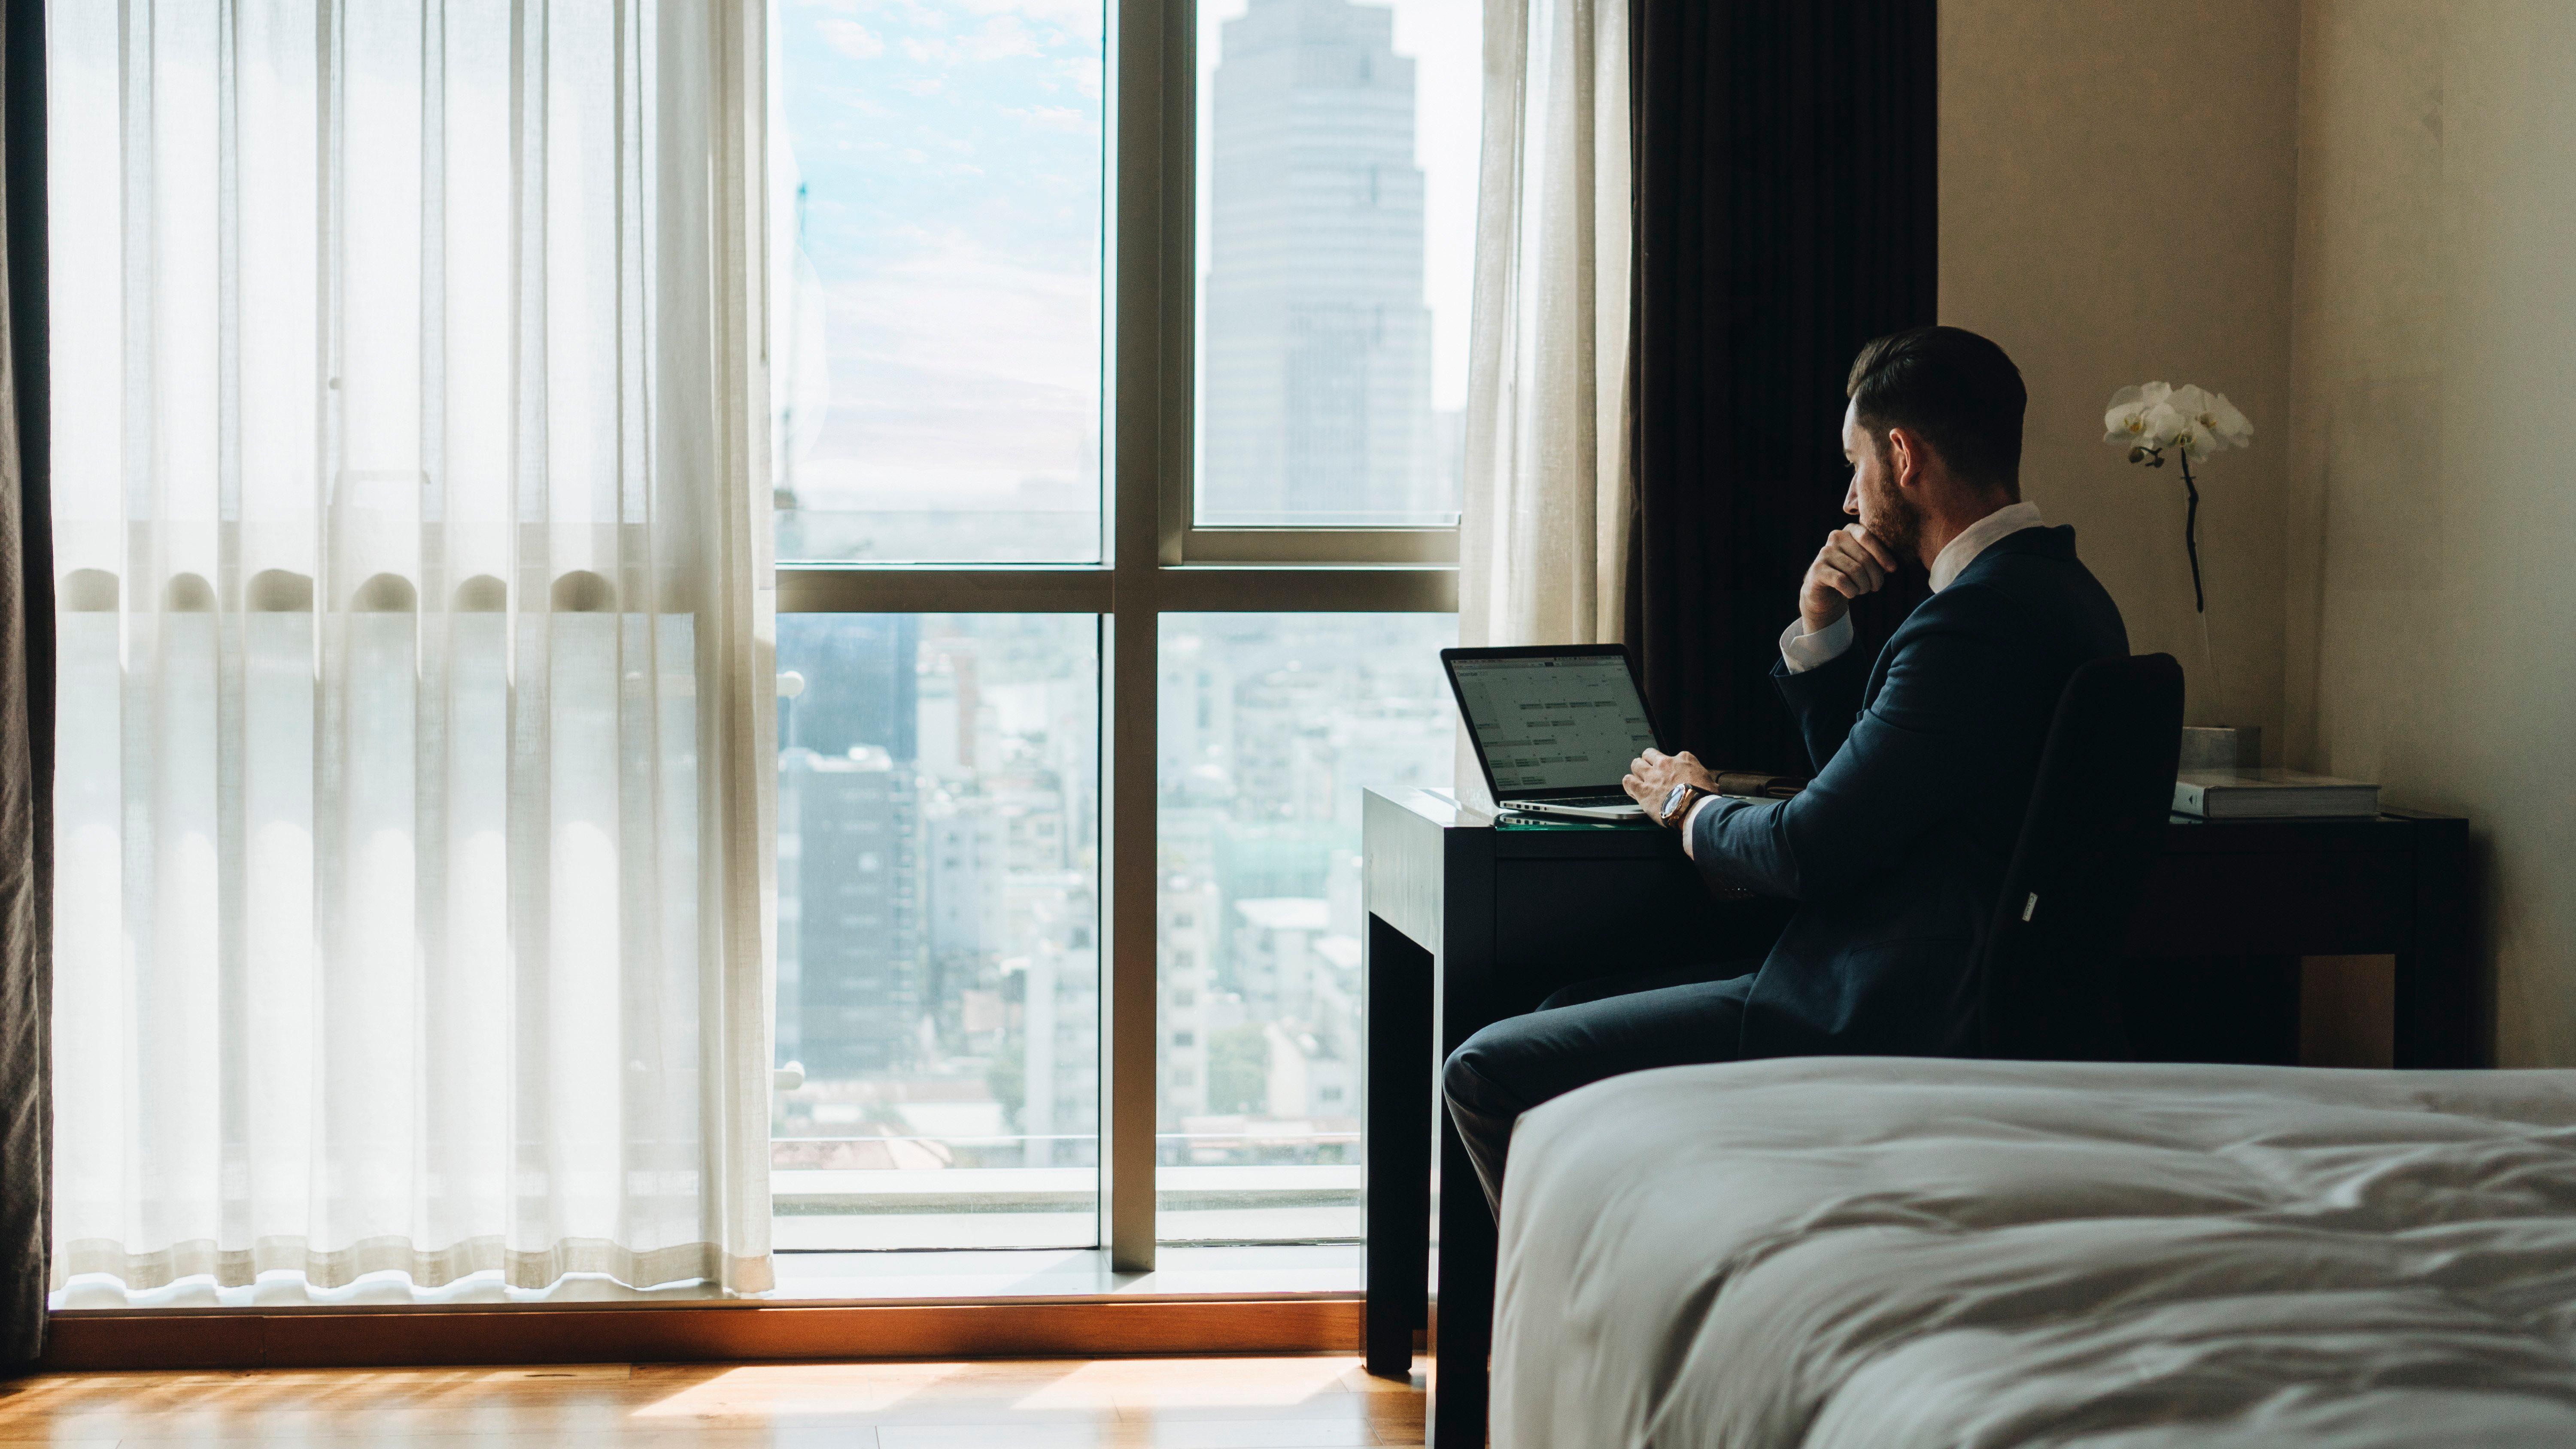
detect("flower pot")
[2178,725,2262,773]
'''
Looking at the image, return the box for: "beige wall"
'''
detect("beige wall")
[2290,2,2576,1066]
[1939,0,2303,743]
[1943,0,2576,1065]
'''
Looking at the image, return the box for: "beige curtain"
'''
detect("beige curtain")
[1457,0,1634,806]
[46,0,776,1294]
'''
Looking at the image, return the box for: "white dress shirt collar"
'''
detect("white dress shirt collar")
[1927,500,2045,593]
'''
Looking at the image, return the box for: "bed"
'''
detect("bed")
[1494,1058,2576,1448]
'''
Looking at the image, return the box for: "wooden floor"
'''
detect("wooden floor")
[0,1355,1427,1447]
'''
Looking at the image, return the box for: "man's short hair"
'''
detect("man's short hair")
[1846,326,2026,497]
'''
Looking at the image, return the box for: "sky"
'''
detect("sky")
[775,0,1109,510]
[775,0,1479,519]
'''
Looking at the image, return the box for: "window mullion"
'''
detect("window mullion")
[774,568,1115,615]
[1155,566,1457,613]
[1180,528,1461,567]
[1103,0,1183,1274]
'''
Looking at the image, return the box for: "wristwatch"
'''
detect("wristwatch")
[1657,782,1710,830]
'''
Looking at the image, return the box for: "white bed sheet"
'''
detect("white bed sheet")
[1495,1058,2576,1449]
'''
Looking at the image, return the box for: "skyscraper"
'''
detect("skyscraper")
[783,614,919,761]
[780,749,924,1078]
[1201,0,1436,524]
[778,614,927,1080]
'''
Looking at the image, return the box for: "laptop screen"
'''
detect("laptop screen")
[1449,653,1659,794]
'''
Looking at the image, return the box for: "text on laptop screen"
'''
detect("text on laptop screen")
[1452,656,1659,793]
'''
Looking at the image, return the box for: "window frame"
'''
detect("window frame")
[763,0,1461,1271]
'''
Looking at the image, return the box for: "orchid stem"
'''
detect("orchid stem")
[2178,450,2224,718]
[2179,451,2205,613]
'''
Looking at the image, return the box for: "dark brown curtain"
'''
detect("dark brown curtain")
[0,0,50,1370]
[1626,0,1938,775]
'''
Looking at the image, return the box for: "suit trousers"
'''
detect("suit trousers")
[1440,959,1758,1215]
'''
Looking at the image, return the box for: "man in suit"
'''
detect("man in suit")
[1441,326,2129,1212]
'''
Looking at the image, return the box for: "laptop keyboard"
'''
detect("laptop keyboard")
[1529,794,1637,808]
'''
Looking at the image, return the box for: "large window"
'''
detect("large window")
[775,0,1469,1266]
[770,0,1471,1267]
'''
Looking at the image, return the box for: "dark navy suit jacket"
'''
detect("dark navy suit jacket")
[1688,524,2129,1058]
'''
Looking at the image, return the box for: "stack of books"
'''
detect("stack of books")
[2172,769,2380,820]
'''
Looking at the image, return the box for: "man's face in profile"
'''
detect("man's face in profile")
[1841,399,1921,559]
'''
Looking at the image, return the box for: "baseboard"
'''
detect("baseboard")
[40,1295,1364,1370]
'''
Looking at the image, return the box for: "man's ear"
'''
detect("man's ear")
[1885,425,1923,490]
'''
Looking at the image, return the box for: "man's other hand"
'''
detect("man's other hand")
[1798,523,1902,633]
[1621,748,1716,814]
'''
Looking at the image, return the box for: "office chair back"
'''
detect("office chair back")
[1975,652,2185,1061]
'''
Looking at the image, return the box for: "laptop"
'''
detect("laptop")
[1441,644,1662,821]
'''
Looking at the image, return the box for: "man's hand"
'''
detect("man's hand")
[1798,523,1902,633]
[1621,748,1717,818]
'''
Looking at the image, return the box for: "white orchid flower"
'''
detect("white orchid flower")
[2163,386,2248,463]
[2145,401,2206,460]
[2098,379,2252,623]
[2103,382,2176,450]
[2169,384,2254,451]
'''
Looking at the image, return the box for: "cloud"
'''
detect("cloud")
[817,18,885,58]
[954,0,1093,20]
[964,15,1043,58]
[819,0,1102,36]
[955,0,1103,39]
[793,236,1102,498]
[778,0,1115,503]
[903,14,1045,64]
[1002,105,1090,134]
[832,238,1097,392]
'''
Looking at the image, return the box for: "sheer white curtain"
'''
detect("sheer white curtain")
[46,0,776,1292]
[1458,0,1632,805]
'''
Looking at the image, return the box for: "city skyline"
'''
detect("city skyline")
[771,611,1451,1246]
[769,0,1479,560]
[1199,0,1451,525]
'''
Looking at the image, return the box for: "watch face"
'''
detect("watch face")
[1662,784,1691,820]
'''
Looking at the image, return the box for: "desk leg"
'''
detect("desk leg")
[1365,914,1432,1380]
[2396,817,2479,1069]
[1428,1102,1495,1447]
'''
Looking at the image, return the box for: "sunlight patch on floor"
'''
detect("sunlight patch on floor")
[629,1358,986,1416]
[1012,1357,1367,1410]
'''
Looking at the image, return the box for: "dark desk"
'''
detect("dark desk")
[1360,786,2474,1446]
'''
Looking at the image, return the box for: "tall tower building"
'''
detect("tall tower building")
[777,615,927,1080]
[782,615,918,762]
[780,749,924,1078]
[1201,0,1434,523]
